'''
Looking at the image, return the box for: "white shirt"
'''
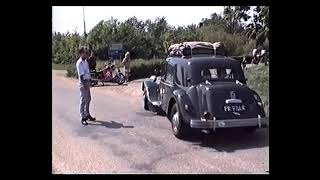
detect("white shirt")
[76,57,91,82]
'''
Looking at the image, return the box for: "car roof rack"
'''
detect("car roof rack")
[167,41,227,58]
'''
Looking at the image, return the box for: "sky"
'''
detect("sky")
[52,6,226,34]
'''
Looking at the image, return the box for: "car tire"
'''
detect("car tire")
[116,73,125,85]
[170,103,188,139]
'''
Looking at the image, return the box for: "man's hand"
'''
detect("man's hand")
[80,75,86,84]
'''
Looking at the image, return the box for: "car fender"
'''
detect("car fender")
[172,89,194,123]
[249,89,266,117]
[142,79,159,103]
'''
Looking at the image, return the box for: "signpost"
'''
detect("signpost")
[83,6,87,46]
[109,43,124,60]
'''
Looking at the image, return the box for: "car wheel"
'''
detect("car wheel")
[170,103,187,139]
[116,73,125,85]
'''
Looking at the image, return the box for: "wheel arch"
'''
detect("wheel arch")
[167,97,177,119]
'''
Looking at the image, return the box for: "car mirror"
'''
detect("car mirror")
[150,75,157,82]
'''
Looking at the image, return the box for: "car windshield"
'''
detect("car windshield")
[201,67,235,81]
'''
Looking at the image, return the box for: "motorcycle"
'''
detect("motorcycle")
[90,62,126,86]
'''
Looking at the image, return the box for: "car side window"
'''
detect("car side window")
[166,64,174,83]
[185,70,192,87]
[161,62,166,80]
[176,65,183,86]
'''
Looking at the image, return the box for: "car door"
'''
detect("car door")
[160,62,175,112]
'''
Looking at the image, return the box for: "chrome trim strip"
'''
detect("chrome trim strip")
[225,99,243,104]
[213,117,216,131]
[161,81,174,87]
[190,117,269,129]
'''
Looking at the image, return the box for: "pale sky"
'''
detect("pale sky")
[52,6,225,34]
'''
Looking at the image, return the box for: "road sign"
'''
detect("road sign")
[108,43,124,60]
[110,43,123,51]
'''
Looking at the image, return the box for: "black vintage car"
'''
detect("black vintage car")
[142,46,268,139]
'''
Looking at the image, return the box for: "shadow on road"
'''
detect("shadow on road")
[92,83,128,87]
[184,128,269,152]
[136,110,167,117]
[88,120,134,129]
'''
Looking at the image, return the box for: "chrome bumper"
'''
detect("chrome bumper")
[190,117,269,129]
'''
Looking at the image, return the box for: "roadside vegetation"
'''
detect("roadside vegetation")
[52,6,269,115]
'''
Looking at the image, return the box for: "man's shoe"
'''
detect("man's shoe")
[87,115,96,121]
[81,117,88,125]
[81,120,88,125]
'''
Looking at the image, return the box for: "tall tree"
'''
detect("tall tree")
[223,6,251,34]
[245,6,269,47]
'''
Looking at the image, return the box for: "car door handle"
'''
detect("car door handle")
[162,81,174,87]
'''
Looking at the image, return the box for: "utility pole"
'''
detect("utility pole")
[83,6,87,46]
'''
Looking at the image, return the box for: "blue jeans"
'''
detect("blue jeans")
[79,80,91,119]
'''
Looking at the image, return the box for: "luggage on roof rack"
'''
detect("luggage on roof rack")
[167,41,226,58]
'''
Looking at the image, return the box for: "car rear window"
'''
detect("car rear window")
[201,68,234,80]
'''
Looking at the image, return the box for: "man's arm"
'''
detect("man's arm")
[122,57,127,64]
[79,75,85,82]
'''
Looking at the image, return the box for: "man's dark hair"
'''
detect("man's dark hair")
[79,47,87,54]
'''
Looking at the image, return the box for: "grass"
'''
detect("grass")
[52,63,67,70]
[245,65,269,116]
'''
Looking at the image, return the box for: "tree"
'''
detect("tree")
[53,7,268,63]
[223,6,251,34]
[245,6,269,47]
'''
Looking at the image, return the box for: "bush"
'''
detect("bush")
[129,59,163,80]
[94,59,164,80]
[64,59,164,81]
[66,64,77,78]
[245,65,269,116]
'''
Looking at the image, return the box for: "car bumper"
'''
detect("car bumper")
[190,117,269,129]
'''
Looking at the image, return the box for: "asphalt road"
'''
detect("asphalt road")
[52,70,269,174]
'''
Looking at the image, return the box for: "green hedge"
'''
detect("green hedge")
[129,59,163,80]
[65,59,164,80]
[66,64,77,78]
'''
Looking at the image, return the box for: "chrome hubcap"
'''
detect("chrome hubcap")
[172,112,179,132]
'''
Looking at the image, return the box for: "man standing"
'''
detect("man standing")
[76,47,96,125]
[87,51,97,72]
[122,51,131,82]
